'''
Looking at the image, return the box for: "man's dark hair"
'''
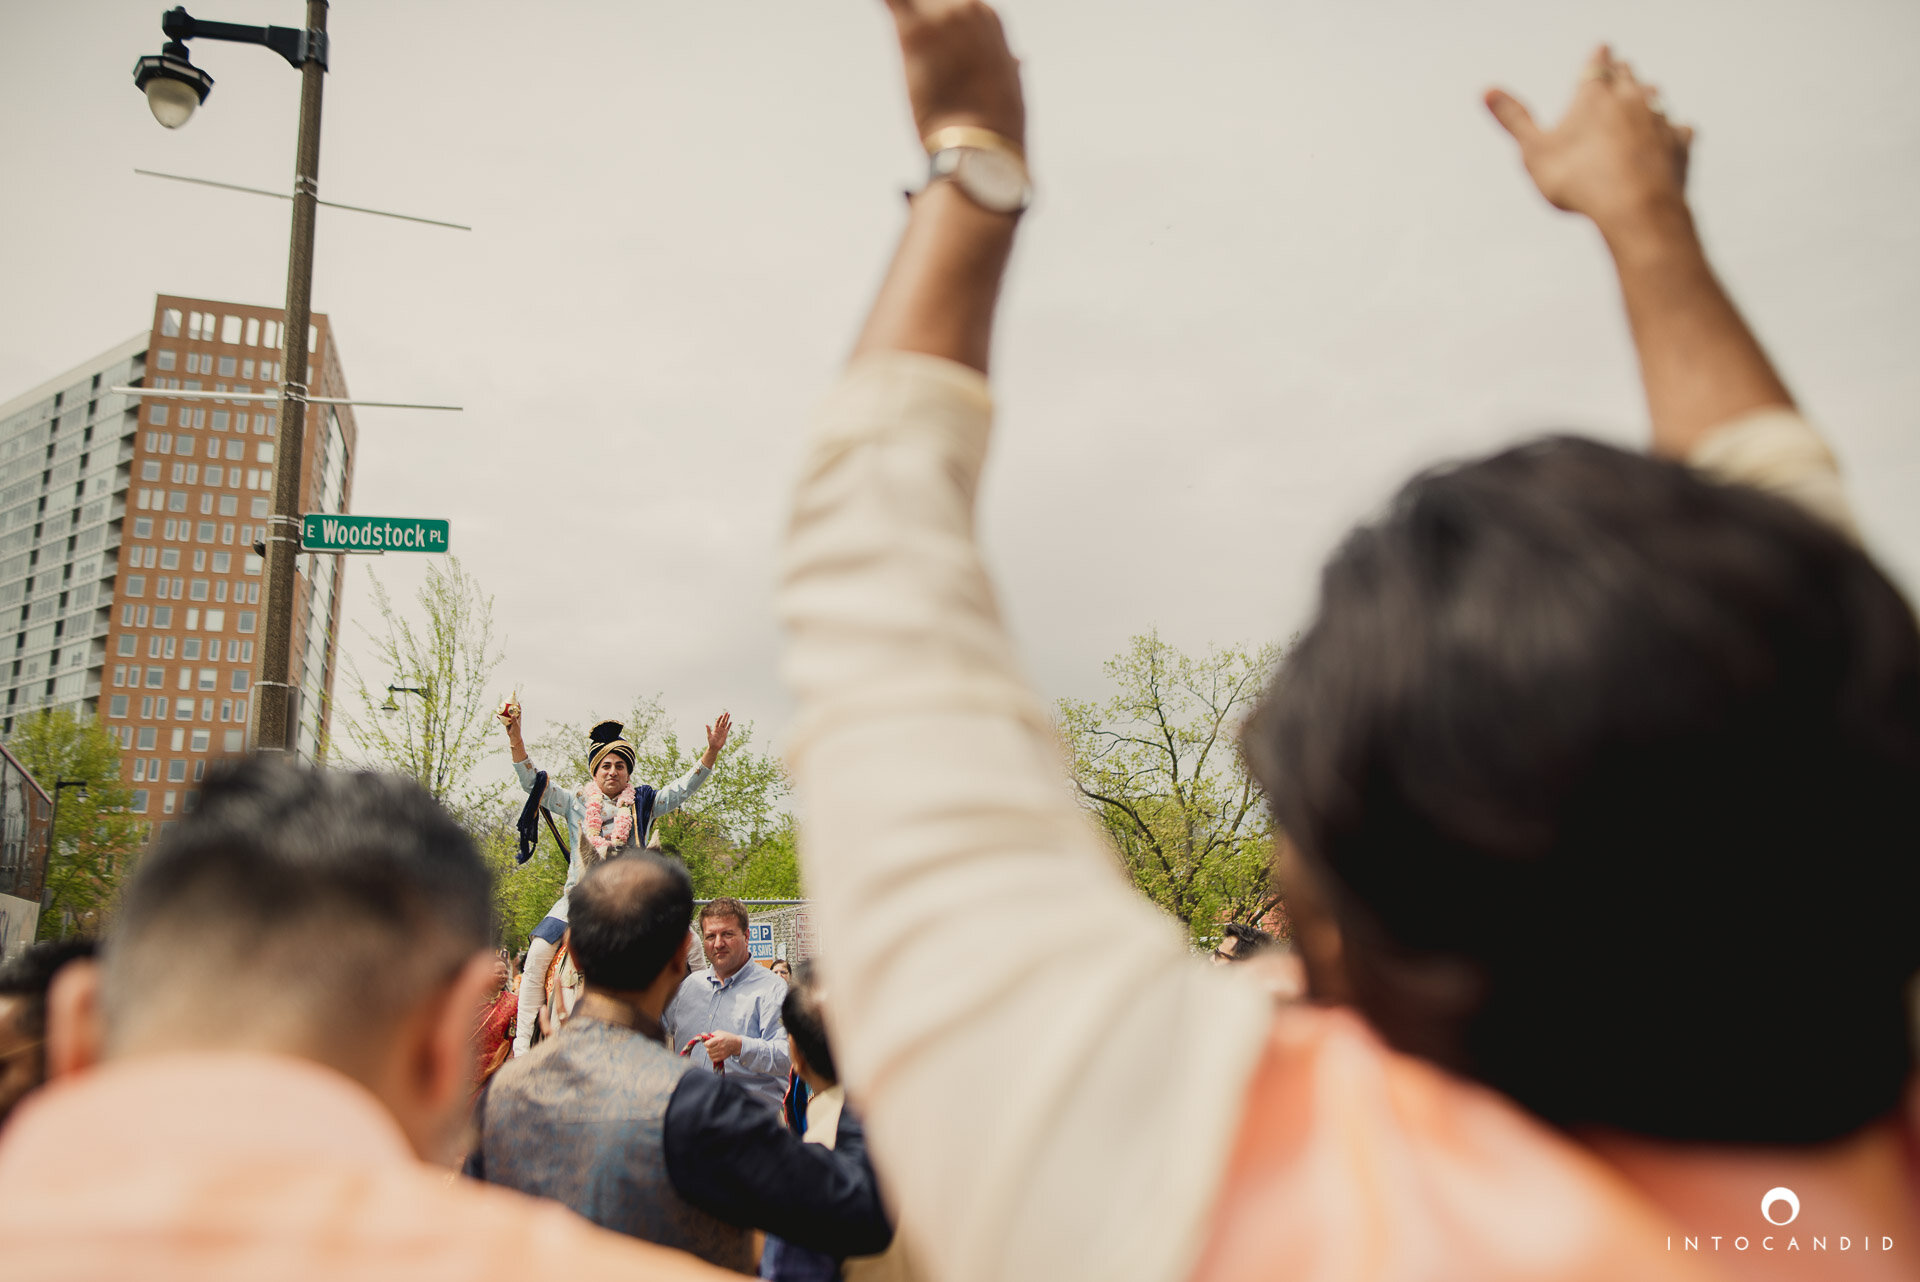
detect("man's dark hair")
[0,938,96,1044]
[782,961,836,1086]
[1220,923,1272,963]
[567,855,694,991]
[1243,437,1920,1144]
[698,897,750,935]
[103,756,493,1049]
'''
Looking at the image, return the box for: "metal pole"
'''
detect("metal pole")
[252,0,328,755]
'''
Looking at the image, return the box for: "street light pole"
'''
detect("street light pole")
[254,0,330,756]
[134,3,331,756]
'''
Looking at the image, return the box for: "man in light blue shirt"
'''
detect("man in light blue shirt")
[664,897,790,1113]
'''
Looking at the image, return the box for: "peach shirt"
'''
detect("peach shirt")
[779,352,1900,1282]
[0,1051,732,1282]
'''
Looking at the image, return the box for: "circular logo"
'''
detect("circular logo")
[1761,1187,1800,1226]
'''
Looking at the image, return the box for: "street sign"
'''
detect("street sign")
[749,922,774,960]
[300,513,449,555]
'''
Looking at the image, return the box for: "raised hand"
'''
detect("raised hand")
[498,697,523,739]
[880,0,1025,150]
[1486,46,1693,236]
[700,712,732,769]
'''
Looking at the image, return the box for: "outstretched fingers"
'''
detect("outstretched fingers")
[1485,88,1540,148]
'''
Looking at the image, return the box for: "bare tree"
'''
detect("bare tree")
[1057,631,1284,940]
[340,557,507,822]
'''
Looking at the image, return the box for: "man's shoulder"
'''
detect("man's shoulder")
[488,1020,681,1100]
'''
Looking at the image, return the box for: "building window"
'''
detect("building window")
[168,493,187,513]
[109,694,128,717]
[154,350,177,371]
[212,552,231,573]
[117,635,136,657]
[211,410,229,432]
[161,308,182,337]
[223,729,243,752]
[126,575,144,597]
[221,315,242,344]
[197,522,215,542]
[199,698,213,720]
[217,356,236,378]
[182,639,201,660]
[244,554,263,575]
[189,581,208,602]
[131,789,148,812]
[203,466,222,487]
[144,666,163,688]
[154,607,172,627]
[134,518,154,538]
[198,668,216,691]
[218,496,237,517]
[150,404,169,426]
[214,583,227,603]
[167,759,186,783]
[162,790,176,815]
[154,699,169,720]
[159,549,179,570]
[131,759,146,782]
[175,699,193,720]
[136,726,156,750]
[244,318,259,347]
[177,667,191,691]
[203,609,224,632]
[190,729,210,752]
[237,611,255,634]
[142,462,161,483]
[250,499,268,518]
[186,609,201,630]
[230,670,249,692]
[257,443,275,464]
[207,640,222,661]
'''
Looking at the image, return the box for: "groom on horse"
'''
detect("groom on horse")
[498,699,731,1057]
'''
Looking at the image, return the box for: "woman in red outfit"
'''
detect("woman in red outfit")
[470,952,517,1089]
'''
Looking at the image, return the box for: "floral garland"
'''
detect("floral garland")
[581,784,636,861]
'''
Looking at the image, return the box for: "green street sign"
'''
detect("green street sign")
[300,513,450,555]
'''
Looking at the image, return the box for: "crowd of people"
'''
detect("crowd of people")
[1,2,1917,1279]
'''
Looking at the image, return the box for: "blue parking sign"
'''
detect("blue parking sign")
[749,922,774,960]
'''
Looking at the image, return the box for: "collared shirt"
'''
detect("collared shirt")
[662,961,789,1112]
[513,758,711,898]
[0,1049,730,1282]
[776,353,1866,1282]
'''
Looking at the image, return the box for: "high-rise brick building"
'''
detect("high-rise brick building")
[0,294,356,824]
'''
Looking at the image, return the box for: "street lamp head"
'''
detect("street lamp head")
[381,689,401,714]
[133,41,213,129]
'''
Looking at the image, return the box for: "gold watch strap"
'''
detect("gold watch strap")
[921,124,1026,164]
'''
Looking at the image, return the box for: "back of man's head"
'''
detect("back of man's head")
[782,961,836,1087]
[103,756,492,1070]
[1244,437,1920,1144]
[0,938,96,1125]
[567,855,694,991]
[1220,923,1272,963]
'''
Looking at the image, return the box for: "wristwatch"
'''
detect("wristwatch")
[922,125,1031,215]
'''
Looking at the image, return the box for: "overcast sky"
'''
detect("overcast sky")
[5,0,1917,778]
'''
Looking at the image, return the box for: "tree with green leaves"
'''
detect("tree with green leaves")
[5,707,147,938]
[1057,631,1284,942]
[339,557,507,825]
[527,699,799,903]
